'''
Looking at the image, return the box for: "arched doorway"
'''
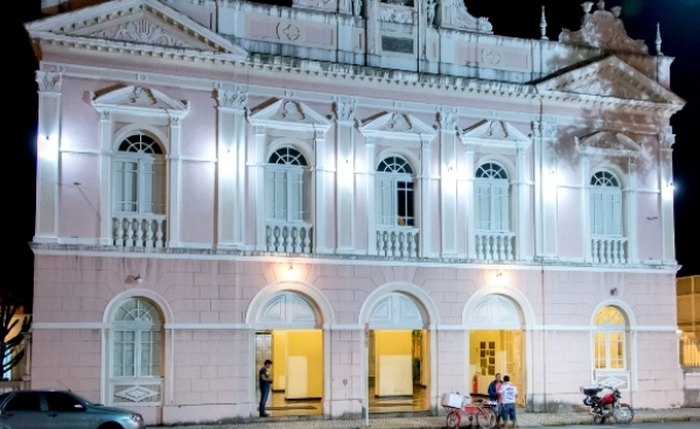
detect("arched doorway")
[466,294,526,406]
[365,291,431,413]
[254,291,324,416]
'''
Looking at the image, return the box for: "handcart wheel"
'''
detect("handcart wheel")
[476,407,497,429]
[446,410,461,428]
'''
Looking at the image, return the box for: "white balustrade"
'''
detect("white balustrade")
[475,231,515,261]
[591,236,627,264]
[112,214,166,248]
[265,223,314,253]
[376,227,419,258]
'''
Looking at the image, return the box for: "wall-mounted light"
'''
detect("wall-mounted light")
[126,274,143,284]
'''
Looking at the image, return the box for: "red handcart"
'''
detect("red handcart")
[441,393,498,429]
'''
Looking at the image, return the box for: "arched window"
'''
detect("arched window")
[475,162,510,232]
[593,306,626,369]
[376,156,414,227]
[111,298,163,378]
[265,147,310,223]
[113,133,165,215]
[590,171,622,236]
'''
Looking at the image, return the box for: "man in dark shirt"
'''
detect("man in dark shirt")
[258,359,273,417]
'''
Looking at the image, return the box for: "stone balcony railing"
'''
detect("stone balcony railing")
[266,222,314,254]
[475,231,515,261]
[591,236,627,265]
[376,226,420,258]
[113,214,167,248]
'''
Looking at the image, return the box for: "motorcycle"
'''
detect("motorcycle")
[579,384,634,424]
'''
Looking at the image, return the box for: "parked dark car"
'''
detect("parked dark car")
[0,389,145,429]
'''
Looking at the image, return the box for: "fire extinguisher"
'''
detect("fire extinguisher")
[472,372,479,394]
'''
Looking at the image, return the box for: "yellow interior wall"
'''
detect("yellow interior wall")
[272,331,288,390]
[373,330,413,396]
[286,330,323,398]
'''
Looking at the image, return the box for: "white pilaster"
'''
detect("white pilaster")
[314,129,331,253]
[34,71,62,243]
[167,117,183,247]
[252,126,267,251]
[335,99,356,253]
[97,110,113,245]
[365,137,377,256]
[439,111,458,256]
[419,137,432,257]
[216,87,247,249]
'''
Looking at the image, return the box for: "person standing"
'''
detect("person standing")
[258,359,273,417]
[499,375,518,429]
[488,373,503,427]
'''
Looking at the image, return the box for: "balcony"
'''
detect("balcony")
[376,227,419,258]
[591,236,627,265]
[112,214,167,248]
[266,222,314,254]
[475,231,515,262]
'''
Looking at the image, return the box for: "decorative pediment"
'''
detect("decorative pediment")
[248,98,331,132]
[559,1,647,53]
[92,85,189,118]
[460,119,531,150]
[25,0,247,59]
[575,131,640,158]
[535,56,684,105]
[359,112,436,143]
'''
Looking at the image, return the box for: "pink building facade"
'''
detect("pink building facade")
[26,0,685,425]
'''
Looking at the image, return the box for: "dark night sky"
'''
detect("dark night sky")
[9,1,699,291]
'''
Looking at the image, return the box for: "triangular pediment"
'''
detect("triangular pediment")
[460,119,531,150]
[25,0,247,59]
[248,98,331,132]
[92,85,189,118]
[536,56,683,105]
[360,112,436,143]
[575,131,640,158]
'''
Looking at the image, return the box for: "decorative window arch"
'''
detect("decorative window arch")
[475,162,510,232]
[376,156,415,227]
[265,146,310,223]
[593,305,627,370]
[108,297,164,405]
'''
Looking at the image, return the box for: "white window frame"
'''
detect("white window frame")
[593,306,626,370]
[590,170,623,236]
[265,147,310,223]
[376,156,415,227]
[111,298,163,379]
[475,162,510,232]
[112,133,166,215]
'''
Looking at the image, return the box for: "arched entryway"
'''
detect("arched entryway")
[465,293,528,406]
[250,289,328,416]
[361,284,436,414]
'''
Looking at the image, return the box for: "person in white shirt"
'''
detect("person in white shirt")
[498,375,518,428]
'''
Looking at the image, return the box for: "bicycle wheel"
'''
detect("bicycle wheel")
[476,407,498,429]
[446,410,461,429]
[614,405,634,424]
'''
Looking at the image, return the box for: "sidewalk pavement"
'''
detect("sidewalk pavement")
[149,407,700,428]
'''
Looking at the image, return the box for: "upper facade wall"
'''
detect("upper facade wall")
[26,0,685,269]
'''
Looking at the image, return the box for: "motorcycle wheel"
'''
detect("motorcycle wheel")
[476,407,498,429]
[614,405,634,424]
[446,410,461,429]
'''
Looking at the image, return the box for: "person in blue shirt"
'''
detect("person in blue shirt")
[258,359,273,417]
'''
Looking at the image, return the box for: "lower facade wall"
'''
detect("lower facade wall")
[29,252,684,425]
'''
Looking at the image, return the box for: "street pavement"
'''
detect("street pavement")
[148,407,700,428]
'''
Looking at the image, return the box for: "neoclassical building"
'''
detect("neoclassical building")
[26,0,685,425]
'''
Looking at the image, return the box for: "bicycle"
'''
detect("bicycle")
[442,393,498,429]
